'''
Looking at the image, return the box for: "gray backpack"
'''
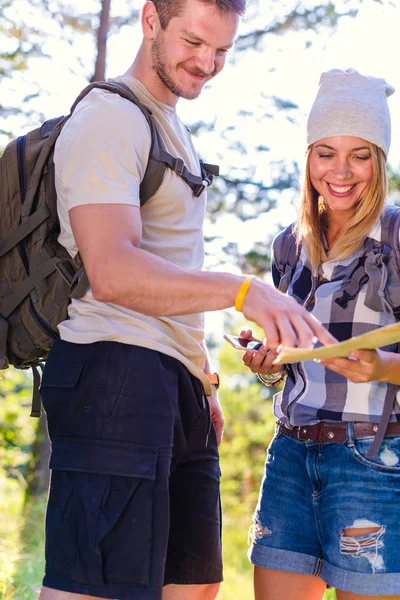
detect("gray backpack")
[0,80,219,415]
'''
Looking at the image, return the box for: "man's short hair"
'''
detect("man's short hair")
[152,0,246,30]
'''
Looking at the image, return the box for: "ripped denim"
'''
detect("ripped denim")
[248,423,400,596]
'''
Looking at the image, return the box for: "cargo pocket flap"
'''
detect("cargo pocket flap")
[50,440,159,479]
[41,360,85,389]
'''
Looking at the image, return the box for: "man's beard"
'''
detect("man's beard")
[151,34,213,100]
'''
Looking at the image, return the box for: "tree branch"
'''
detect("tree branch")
[235,2,357,50]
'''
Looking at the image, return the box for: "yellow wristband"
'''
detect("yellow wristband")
[235,276,255,312]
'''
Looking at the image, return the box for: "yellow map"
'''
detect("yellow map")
[275,322,400,364]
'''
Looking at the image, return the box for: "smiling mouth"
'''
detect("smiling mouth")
[184,68,208,80]
[328,183,356,194]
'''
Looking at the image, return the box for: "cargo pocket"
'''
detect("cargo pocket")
[97,460,157,586]
[45,447,159,587]
[40,359,86,440]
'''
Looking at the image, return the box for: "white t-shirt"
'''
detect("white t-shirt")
[54,76,211,393]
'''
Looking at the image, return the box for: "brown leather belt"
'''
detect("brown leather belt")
[280,421,400,444]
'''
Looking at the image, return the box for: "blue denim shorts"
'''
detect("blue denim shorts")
[40,339,222,600]
[248,422,400,596]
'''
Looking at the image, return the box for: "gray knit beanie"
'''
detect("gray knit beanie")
[307,68,394,158]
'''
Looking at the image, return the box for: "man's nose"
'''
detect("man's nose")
[196,48,216,75]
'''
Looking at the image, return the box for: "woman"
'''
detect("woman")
[241,69,400,599]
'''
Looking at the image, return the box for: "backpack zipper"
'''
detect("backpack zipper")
[17,136,27,204]
[16,136,59,341]
[29,298,59,339]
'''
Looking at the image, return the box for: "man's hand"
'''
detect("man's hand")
[207,387,224,445]
[242,279,337,350]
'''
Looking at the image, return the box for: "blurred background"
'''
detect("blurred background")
[1,1,399,598]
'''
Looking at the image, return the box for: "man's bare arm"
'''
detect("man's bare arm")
[70,204,336,349]
[202,350,224,445]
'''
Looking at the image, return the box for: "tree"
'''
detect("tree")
[0,0,141,138]
[92,0,112,82]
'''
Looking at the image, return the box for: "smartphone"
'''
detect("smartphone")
[223,334,263,352]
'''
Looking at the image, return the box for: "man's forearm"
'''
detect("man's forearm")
[84,235,335,351]
[90,243,242,316]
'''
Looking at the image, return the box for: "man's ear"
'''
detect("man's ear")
[142,1,161,40]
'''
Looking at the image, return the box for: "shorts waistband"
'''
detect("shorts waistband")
[279,421,400,444]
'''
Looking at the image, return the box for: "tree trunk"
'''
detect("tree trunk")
[91,0,111,82]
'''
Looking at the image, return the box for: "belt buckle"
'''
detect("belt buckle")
[297,426,311,442]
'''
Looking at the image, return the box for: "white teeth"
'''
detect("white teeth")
[329,184,354,193]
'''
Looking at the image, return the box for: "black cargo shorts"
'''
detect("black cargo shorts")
[40,339,222,600]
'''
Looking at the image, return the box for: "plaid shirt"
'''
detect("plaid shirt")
[271,216,400,429]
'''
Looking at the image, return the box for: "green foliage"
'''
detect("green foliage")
[0,369,36,483]
[0,484,46,599]
[1,495,46,599]
[388,164,400,197]
[217,331,278,598]
[0,477,26,599]
[0,368,39,598]
[0,1,45,75]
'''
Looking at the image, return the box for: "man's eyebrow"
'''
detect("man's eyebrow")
[181,28,234,49]
[314,143,370,151]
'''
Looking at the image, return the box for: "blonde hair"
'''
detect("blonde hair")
[294,143,387,271]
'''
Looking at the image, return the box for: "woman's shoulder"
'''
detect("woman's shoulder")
[270,224,300,287]
[378,203,400,251]
[272,223,296,257]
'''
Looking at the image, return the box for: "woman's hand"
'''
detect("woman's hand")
[240,329,283,375]
[316,348,389,383]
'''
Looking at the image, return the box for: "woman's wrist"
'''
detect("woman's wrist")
[378,350,400,385]
[257,366,287,387]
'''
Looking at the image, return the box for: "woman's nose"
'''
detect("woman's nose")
[333,159,352,179]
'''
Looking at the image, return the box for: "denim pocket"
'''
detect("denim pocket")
[349,435,400,473]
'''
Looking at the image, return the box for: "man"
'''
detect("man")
[38,1,333,599]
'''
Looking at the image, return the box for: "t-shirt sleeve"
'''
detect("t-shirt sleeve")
[54,88,151,210]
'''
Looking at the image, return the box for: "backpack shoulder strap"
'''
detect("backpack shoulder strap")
[70,80,159,206]
[381,203,400,258]
[72,80,219,204]
[70,80,150,117]
[273,224,299,293]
